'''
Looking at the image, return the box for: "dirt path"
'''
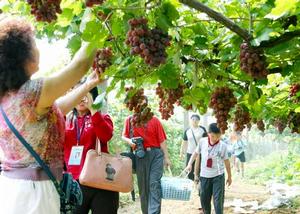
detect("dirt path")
[118,175,300,214]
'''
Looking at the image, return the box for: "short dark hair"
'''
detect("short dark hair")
[208,123,221,134]
[0,17,35,98]
[191,114,200,120]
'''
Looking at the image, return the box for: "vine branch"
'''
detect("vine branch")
[179,0,252,41]
[258,30,300,48]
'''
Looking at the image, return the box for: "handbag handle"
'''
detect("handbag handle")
[0,105,64,198]
[96,138,102,156]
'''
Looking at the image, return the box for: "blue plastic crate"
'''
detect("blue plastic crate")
[161,176,193,201]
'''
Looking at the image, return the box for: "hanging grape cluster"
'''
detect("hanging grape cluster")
[288,112,300,134]
[93,47,113,74]
[85,0,105,7]
[240,42,268,79]
[290,83,300,103]
[209,87,237,133]
[125,18,171,67]
[124,87,153,127]
[233,106,251,132]
[274,119,287,134]
[27,0,62,23]
[256,119,265,132]
[155,83,184,120]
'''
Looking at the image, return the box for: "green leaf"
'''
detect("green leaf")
[56,8,74,27]
[81,20,106,44]
[252,28,274,46]
[190,23,207,35]
[248,83,259,105]
[295,107,300,113]
[194,35,208,49]
[111,17,124,36]
[67,35,81,56]
[265,0,297,20]
[157,63,179,89]
[155,14,171,32]
[162,2,180,22]
[92,92,106,110]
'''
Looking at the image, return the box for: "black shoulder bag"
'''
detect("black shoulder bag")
[0,105,82,214]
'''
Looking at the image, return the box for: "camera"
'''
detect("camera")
[132,137,145,158]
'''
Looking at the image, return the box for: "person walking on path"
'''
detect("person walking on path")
[185,123,232,214]
[180,114,207,181]
[122,97,171,214]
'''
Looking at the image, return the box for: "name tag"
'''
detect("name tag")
[68,146,84,165]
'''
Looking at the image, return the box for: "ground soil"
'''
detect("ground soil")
[118,174,300,214]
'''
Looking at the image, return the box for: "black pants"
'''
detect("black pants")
[200,174,225,214]
[75,184,119,214]
[186,153,201,181]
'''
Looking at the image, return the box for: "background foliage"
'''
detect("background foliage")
[1,0,300,130]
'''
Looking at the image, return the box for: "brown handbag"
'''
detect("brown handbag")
[79,139,133,193]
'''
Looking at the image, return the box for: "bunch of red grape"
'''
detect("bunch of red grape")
[156,83,184,120]
[85,0,105,7]
[27,0,62,23]
[233,106,251,132]
[290,83,300,102]
[288,112,300,134]
[124,87,153,127]
[125,18,171,67]
[274,119,286,134]
[256,119,265,132]
[240,42,268,79]
[93,47,113,74]
[209,87,237,133]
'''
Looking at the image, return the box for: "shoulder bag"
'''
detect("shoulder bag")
[79,138,133,193]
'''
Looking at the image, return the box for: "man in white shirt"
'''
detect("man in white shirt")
[180,114,207,180]
[185,123,232,214]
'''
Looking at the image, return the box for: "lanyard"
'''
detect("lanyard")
[207,136,220,157]
[75,115,86,145]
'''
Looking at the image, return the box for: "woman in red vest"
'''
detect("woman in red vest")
[59,74,119,214]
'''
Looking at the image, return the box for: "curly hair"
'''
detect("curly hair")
[0,16,35,98]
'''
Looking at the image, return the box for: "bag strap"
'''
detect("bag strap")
[129,116,133,138]
[0,105,64,197]
[129,116,134,152]
[190,129,198,147]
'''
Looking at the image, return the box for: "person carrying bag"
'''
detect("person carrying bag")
[0,106,82,214]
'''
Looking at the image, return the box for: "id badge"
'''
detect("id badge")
[68,146,84,165]
[206,158,213,168]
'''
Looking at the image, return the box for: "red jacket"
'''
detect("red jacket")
[64,112,113,180]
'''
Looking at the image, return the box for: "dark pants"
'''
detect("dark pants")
[200,174,225,214]
[136,148,164,214]
[186,153,201,181]
[75,184,119,214]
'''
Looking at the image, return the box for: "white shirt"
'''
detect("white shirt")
[196,137,229,178]
[183,126,207,154]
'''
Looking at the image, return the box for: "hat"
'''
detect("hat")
[190,114,200,120]
[208,123,221,134]
[89,87,98,100]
